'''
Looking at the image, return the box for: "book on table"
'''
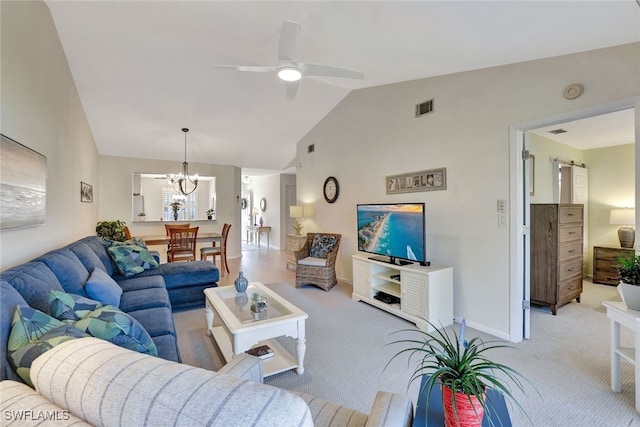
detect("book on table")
[245,345,274,360]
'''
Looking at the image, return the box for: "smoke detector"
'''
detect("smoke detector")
[563,84,584,100]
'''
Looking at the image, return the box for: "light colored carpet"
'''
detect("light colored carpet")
[174,280,640,426]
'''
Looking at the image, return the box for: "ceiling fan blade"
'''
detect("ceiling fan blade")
[284,81,300,101]
[211,65,275,73]
[304,63,364,80]
[279,20,299,62]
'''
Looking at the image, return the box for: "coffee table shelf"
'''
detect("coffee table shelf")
[204,283,307,378]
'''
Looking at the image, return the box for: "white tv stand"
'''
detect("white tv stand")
[352,254,453,332]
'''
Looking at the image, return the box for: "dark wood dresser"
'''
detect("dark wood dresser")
[593,245,635,285]
[530,204,584,315]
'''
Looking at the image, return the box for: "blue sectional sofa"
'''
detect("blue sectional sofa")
[0,235,219,382]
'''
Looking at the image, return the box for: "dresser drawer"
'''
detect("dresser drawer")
[559,241,583,262]
[559,206,584,224]
[559,225,583,243]
[558,258,582,280]
[558,276,582,302]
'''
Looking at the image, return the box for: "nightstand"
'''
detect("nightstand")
[286,234,307,270]
[593,245,635,285]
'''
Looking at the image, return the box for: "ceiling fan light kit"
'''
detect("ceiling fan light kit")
[277,66,302,82]
[211,20,363,100]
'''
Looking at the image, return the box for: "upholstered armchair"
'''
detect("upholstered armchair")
[294,233,341,291]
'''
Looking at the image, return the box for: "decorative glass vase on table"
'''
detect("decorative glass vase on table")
[234,271,249,293]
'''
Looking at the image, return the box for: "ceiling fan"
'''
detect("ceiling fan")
[212,20,364,100]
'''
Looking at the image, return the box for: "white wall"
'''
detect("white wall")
[99,156,242,260]
[251,174,283,249]
[296,42,640,337]
[0,1,99,270]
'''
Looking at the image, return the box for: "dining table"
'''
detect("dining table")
[138,232,222,246]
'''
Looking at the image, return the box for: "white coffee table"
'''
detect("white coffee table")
[204,282,308,377]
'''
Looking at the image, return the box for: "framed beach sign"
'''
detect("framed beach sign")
[386,167,446,194]
[0,134,47,229]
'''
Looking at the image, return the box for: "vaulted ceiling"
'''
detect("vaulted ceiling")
[45,1,640,173]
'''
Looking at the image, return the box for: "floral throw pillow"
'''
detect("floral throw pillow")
[49,290,103,321]
[73,305,158,356]
[309,234,338,259]
[7,306,89,386]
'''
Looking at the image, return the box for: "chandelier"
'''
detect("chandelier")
[168,128,198,196]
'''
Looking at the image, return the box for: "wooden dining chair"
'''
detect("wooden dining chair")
[200,223,231,276]
[167,226,199,262]
[123,226,132,240]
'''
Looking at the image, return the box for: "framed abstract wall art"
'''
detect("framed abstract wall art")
[0,134,47,229]
[386,167,447,194]
[81,182,93,203]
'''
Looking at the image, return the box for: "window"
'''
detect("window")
[163,189,197,221]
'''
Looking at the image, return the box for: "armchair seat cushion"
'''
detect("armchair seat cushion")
[298,257,328,267]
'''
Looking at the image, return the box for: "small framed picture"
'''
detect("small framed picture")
[80,182,93,203]
[386,167,447,194]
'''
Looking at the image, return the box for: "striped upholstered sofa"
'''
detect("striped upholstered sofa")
[0,338,414,427]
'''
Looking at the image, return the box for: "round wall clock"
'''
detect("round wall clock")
[323,176,339,203]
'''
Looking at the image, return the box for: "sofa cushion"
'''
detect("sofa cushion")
[31,337,313,427]
[49,290,103,322]
[35,249,90,297]
[0,381,91,425]
[73,305,158,357]
[78,236,116,276]
[115,274,165,292]
[7,306,89,386]
[309,234,338,259]
[85,267,122,307]
[68,241,111,275]
[106,240,159,277]
[1,281,29,382]
[0,262,65,313]
[119,287,171,312]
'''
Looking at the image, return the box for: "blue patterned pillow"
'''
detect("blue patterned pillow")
[106,240,159,277]
[7,306,89,386]
[73,306,157,356]
[309,234,339,259]
[49,290,103,321]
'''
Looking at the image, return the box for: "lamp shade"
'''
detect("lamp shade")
[289,205,304,218]
[610,209,635,226]
[252,207,259,217]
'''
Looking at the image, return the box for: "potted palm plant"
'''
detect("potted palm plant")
[617,254,640,310]
[387,320,534,427]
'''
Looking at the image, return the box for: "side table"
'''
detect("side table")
[602,300,640,412]
[413,376,512,426]
[594,246,635,285]
[246,225,271,248]
[286,234,307,270]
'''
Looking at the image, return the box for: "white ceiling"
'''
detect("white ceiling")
[44,1,640,173]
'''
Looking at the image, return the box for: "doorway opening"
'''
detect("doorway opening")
[509,97,639,342]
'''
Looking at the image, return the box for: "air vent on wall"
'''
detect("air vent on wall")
[549,129,567,135]
[307,143,315,153]
[415,99,434,117]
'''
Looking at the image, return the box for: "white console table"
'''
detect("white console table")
[603,300,640,412]
[352,254,453,332]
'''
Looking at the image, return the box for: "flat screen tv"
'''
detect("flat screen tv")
[357,203,426,266]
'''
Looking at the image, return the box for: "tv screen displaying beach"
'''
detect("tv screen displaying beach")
[357,203,425,262]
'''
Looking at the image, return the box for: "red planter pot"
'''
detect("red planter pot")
[442,385,485,427]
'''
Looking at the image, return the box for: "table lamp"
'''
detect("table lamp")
[610,208,635,248]
[252,207,259,226]
[289,205,304,236]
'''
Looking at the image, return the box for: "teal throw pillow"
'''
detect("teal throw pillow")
[7,306,89,386]
[49,290,103,321]
[73,305,158,356]
[106,240,159,277]
[309,234,338,259]
[85,268,123,307]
